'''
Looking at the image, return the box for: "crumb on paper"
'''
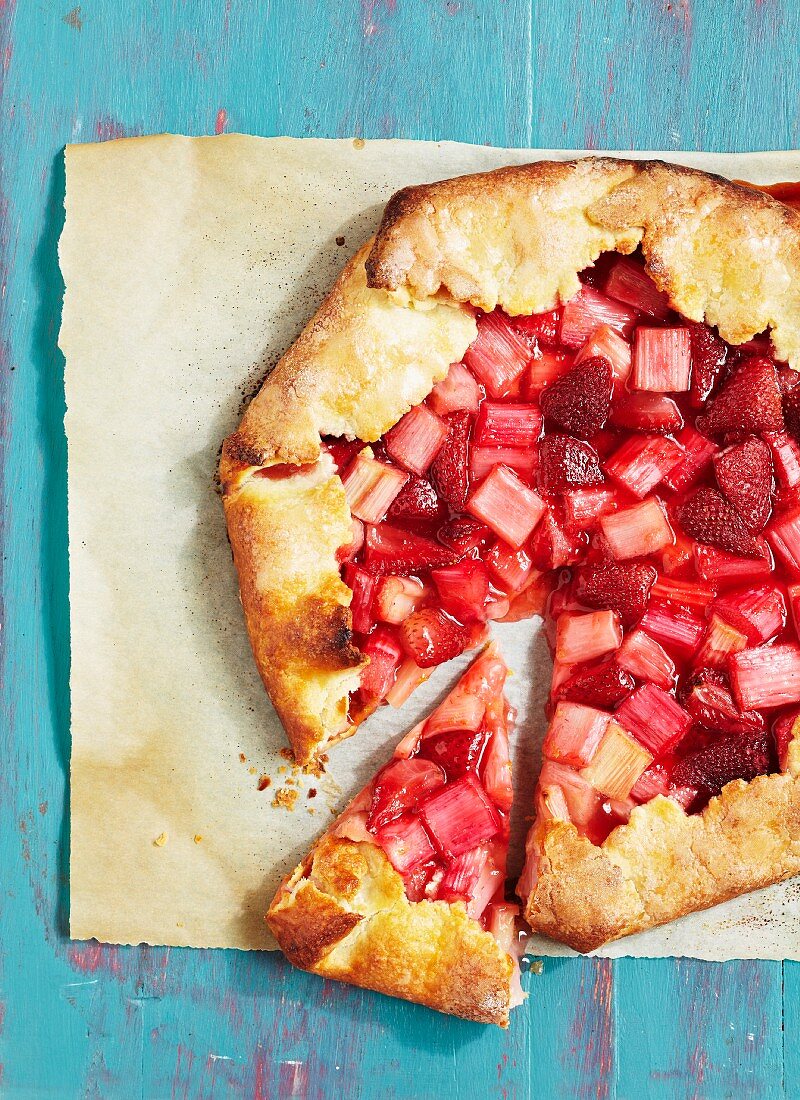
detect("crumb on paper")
[279,747,294,762]
[257,774,271,791]
[353,137,365,149]
[239,753,246,764]
[278,765,287,775]
[530,960,544,976]
[193,834,203,844]
[154,832,168,847]
[248,766,257,775]
[272,787,299,811]
[335,236,345,246]
[176,921,184,928]
[308,788,317,799]
[302,753,328,778]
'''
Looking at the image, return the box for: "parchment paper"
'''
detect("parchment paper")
[60,135,800,959]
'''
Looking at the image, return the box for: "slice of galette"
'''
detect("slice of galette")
[266,646,525,1026]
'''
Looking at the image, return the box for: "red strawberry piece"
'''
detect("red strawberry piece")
[784,387,800,442]
[676,486,763,557]
[363,523,461,575]
[387,474,448,527]
[688,322,727,407]
[437,515,493,555]
[419,728,490,780]
[713,437,773,532]
[678,668,765,735]
[539,434,605,493]
[401,860,441,903]
[778,366,800,396]
[669,734,772,800]
[513,308,562,349]
[557,660,636,708]
[539,356,613,437]
[367,757,446,832]
[573,560,657,628]
[400,607,471,667]
[530,511,587,570]
[430,411,471,511]
[697,356,783,438]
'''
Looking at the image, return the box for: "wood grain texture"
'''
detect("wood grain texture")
[2,0,799,1096]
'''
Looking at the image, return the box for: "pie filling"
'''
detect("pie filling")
[326,248,800,882]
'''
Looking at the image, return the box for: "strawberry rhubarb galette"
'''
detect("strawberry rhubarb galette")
[221,158,800,966]
[267,646,524,1025]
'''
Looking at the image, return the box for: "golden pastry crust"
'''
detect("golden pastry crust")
[267,834,516,1026]
[524,764,800,954]
[223,157,800,764]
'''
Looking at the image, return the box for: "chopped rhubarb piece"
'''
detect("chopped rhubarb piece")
[524,349,572,393]
[555,610,622,665]
[430,410,472,511]
[400,608,471,668]
[421,729,489,780]
[360,628,404,703]
[573,560,657,626]
[375,575,427,625]
[539,434,605,493]
[764,431,800,491]
[474,402,542,448]
[773,710,800,771]
[431,559,491,622]
[375,813,436,874]
[557,660,636,708]
[419,774,501,860]
[437,516,492,555]
[712,585,786,645]
[363,523,459,575]
[530,512,587,571]
[436,844,491,908]
[387,475,447,527]
[651,576,714,614]
[694,614,748,669]
[486,541,534,594]
[563,487,617,530]
[662,425,718,492]
[616,629,676,689]
[428,361,482,416]
[767,505,800,574]
[615,683,692,755]
[699,356,783,437]
[338,516,365,563]
[344,564,377,633]
[688,322,727,407]
[604,256,671,319]
[670,735,772,800]
[481,696,514,811]
[631,327,692,392]
[730,643,800,710]
[574,325,632,385]
[466,464,546,549]
[639,600,704,661]
[693,544,773,586]
[539,356,613,437]
[341,449,408,523]
[423,692,485,739]
[604,433,683,498]
[679,668,765,735]
[714,437,773,531]
[384,405,448,476]
[630,762,671,803]
[513,307,562,348]
[542,702,611,768]
[538,761,602,829]
[560,286,638,348]
[366,757,446,832]
[609,392,683,433]
[580,721,653,800]
[470,446,538,484]
[385,658,431,708]
[600,498,674,560]
[677,486,762,557]
[463,311,532,398]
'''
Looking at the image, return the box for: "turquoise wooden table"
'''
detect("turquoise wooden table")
[3,1,800,1096]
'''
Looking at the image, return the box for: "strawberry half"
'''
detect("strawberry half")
[430,410,471,511]
[698,356,783,438]
[400,608,471,667]
[539,355,613,437]
[573,560,657,628]
[539,434,605,493]
[669,734,772,800]
[678,668,765,736]
[363,523,460,575]
[557,660,636,708]
[713,437,773,532]
[419,728,490,780]
[387,474,448,527]
[688,321,727,407]
[676,487,763,558]
[513,308,562,349]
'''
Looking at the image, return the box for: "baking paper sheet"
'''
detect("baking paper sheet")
[60,135,800,958]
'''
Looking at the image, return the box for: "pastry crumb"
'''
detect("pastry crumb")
[302,754,328,778]
[308,787,317,799]
[530,960,544,976]
[257,774,271,791]
[153,832,168,847]
[193,834,203,844]
[272,787,299,811]
[279,747,294,762]
[336,236,345,246]
[278,765,287,775]
[248,766,257,775]
[353,137,365,149]
[239,753,247,764]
